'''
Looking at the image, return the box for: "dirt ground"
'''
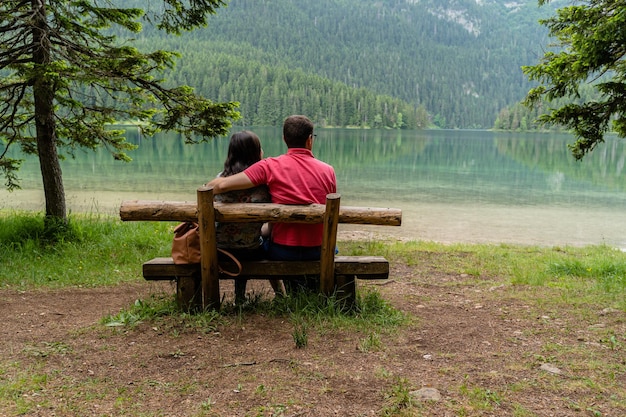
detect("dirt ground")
[1,246,625,416]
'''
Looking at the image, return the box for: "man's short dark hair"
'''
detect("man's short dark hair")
[283,115,314,148]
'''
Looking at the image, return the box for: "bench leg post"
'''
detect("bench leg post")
[335,274,356,310]
[198,186,221,310]
[320,194,340,295]
[176,275,202,312]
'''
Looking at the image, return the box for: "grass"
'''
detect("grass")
[101,295,222,330]
[381,377,417,417]
[345,239,626,311]
[2,210,625,325]
[0,364,49,415]
[3,211,626,300]
[0,210,174,289]
[3,210,625,333]
[0,211,410,349]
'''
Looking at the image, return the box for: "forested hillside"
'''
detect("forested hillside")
[494,82,603,132]
[133,0,556,129]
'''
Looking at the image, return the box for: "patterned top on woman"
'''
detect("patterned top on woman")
[214,178,271,250]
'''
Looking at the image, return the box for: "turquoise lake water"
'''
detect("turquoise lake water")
[2,128,625,248]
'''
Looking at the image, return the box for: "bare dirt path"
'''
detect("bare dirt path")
[1,262,625,416]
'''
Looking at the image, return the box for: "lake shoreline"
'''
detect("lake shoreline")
[3,188,625,250]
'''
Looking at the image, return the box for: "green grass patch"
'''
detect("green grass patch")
[101,295,223,333]
[340,239,626,310]
[0,211,174,289]
[0,363,49,415]
[381,377,418,416]
[6,212,625,297]
[106,287,408,349]
[3,210,625,317]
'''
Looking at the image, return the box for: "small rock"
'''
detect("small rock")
[410,387,441,402]
[539,363,562,375]
[600,308,620,316]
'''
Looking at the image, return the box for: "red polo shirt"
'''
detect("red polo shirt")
[244,148,337,246]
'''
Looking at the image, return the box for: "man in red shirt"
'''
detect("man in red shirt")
[208,115,337,293]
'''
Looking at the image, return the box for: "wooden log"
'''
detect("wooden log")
[119,201,198,222]
[197,186,220,310]
[177,276,200,311]
[335,274,356,310]
[143,256,389,280]
[320,193,340,295]
[338,205,402,226]
[120,199,402,226]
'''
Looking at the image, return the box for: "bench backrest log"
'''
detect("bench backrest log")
[120,186,402,310]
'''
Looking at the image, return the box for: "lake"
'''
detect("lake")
[2,128,625,249]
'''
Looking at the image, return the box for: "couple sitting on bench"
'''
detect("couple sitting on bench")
[208,115,337,302]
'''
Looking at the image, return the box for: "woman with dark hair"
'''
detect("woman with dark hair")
[214,131,282,303]
[220,131,266,177]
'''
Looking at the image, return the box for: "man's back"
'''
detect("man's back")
[245,147,336,247]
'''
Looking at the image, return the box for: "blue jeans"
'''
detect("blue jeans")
[264,241,321,294]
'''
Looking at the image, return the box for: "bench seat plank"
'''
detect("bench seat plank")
[143,256,389,281]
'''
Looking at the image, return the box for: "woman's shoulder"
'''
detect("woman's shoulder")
[247,185,271,202]
[215,185,270,203]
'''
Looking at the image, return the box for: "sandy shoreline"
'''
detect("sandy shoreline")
[2,188,625,249]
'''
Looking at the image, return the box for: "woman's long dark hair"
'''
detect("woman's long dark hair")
[221,131,263,177]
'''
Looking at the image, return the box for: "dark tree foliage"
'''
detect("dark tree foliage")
[0,0,239,223]
[133,0,549,130]
[524,0,626,159]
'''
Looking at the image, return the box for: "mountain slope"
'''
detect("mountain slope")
[138,0,556,128]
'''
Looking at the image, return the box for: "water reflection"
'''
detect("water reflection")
[496,132,626,189]
[2,128,625,247]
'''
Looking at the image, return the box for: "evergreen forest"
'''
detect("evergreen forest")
[123,0,557,129]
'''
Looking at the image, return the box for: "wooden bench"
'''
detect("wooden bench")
[120,186,402,310]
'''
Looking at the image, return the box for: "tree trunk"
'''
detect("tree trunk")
[31,0,66,223]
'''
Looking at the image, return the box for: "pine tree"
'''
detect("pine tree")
[0,0,238,228]
[524,0,626,159]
